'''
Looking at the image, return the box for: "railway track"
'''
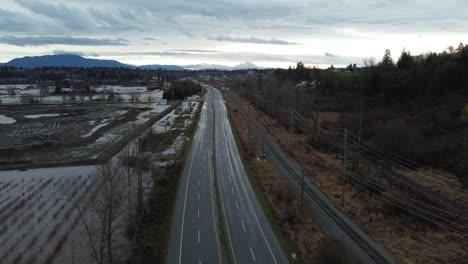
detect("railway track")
[236,99,394,264]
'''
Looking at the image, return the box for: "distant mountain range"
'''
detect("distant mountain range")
[0,54,262,71]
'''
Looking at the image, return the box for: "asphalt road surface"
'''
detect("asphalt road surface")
[167,88,222,264]
[167,86,288,264]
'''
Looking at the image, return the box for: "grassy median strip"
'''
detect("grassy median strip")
[225,98,302,264]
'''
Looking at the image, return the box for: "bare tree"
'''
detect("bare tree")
[79,94,87,103]
[130,92,141,103]
[147,96,154,107]
[20,94,35,104]
[122,145,134,227]
[40,86,50,97]
[447,45,455,55]
[107,91,116,103]
[136,138,144,216]
[115,93,124,103]
[69,93,77,102]
[362,57,376,68]
[78,164,128,264]
[6,86,16,96]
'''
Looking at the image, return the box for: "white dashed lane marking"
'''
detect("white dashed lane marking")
[250,246,256,261]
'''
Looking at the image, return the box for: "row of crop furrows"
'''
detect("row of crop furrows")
[0,174,97,264]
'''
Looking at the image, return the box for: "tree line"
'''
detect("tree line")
[228,43,468,179]
[0,66,191,86]
[162,79,202,100]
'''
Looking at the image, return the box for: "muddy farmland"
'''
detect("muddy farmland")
[0,103,162,169]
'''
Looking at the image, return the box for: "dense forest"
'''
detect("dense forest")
[162,79,202,100]
[231,43,468,179]
[0,66,191,86]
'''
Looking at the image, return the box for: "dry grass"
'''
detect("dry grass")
[172,115,190,129]
[228,98,326,262]
[319,111,340,123]
[398,169,468,207]
[241,99,468,264]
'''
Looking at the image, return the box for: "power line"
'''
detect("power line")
[238,89,464,229]
[293,108,468,186]
[344,134,468,186]
[300,142,468,221]
[297,144,468,234]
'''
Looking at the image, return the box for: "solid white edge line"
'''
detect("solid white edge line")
[216,88,279,264]
[178,94,208,264]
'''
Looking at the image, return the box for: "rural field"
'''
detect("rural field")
[0,87,170,170]
[0,166,98,263]
[0,85,163,104]
[0,80,203,263]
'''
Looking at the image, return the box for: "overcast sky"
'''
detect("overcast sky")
[1,0,467,68]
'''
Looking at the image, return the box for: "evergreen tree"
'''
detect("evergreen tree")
[380,49,395,70]
[397,49,414,70]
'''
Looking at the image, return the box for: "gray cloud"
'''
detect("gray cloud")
[0,8,44,33]
[171,49,221,53]
[91,51,190,56]
[52,50,85,56]
[14,0,151,33]
[0,36,129,46]
[16,0,94,31]
[208,35,299,45]
[86,50,361,66]
[1,0,468,66]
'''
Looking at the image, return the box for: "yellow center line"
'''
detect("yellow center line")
[212,91,238,264]
[217,155,238,264]
[210,152,223,264]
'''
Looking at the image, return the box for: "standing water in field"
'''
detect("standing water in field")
[0,114,16,124]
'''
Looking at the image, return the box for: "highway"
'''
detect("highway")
[167,86,288,264]
[167,88,222,264]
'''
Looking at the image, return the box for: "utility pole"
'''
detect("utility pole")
[290,107,294,132]
[312,105,320,146]
[342,127,348,208]
[290,107,294,146]
[262,134,265,159]
[355,101,363,171]
[137,138,143,217]
[300,172,305,213]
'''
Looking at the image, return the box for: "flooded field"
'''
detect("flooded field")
[0,84,172,170]
[0,166,97,263]
[0,98,199,263]
[0,85,164,104]
[0,78,202,263]
[0,104,149,168]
